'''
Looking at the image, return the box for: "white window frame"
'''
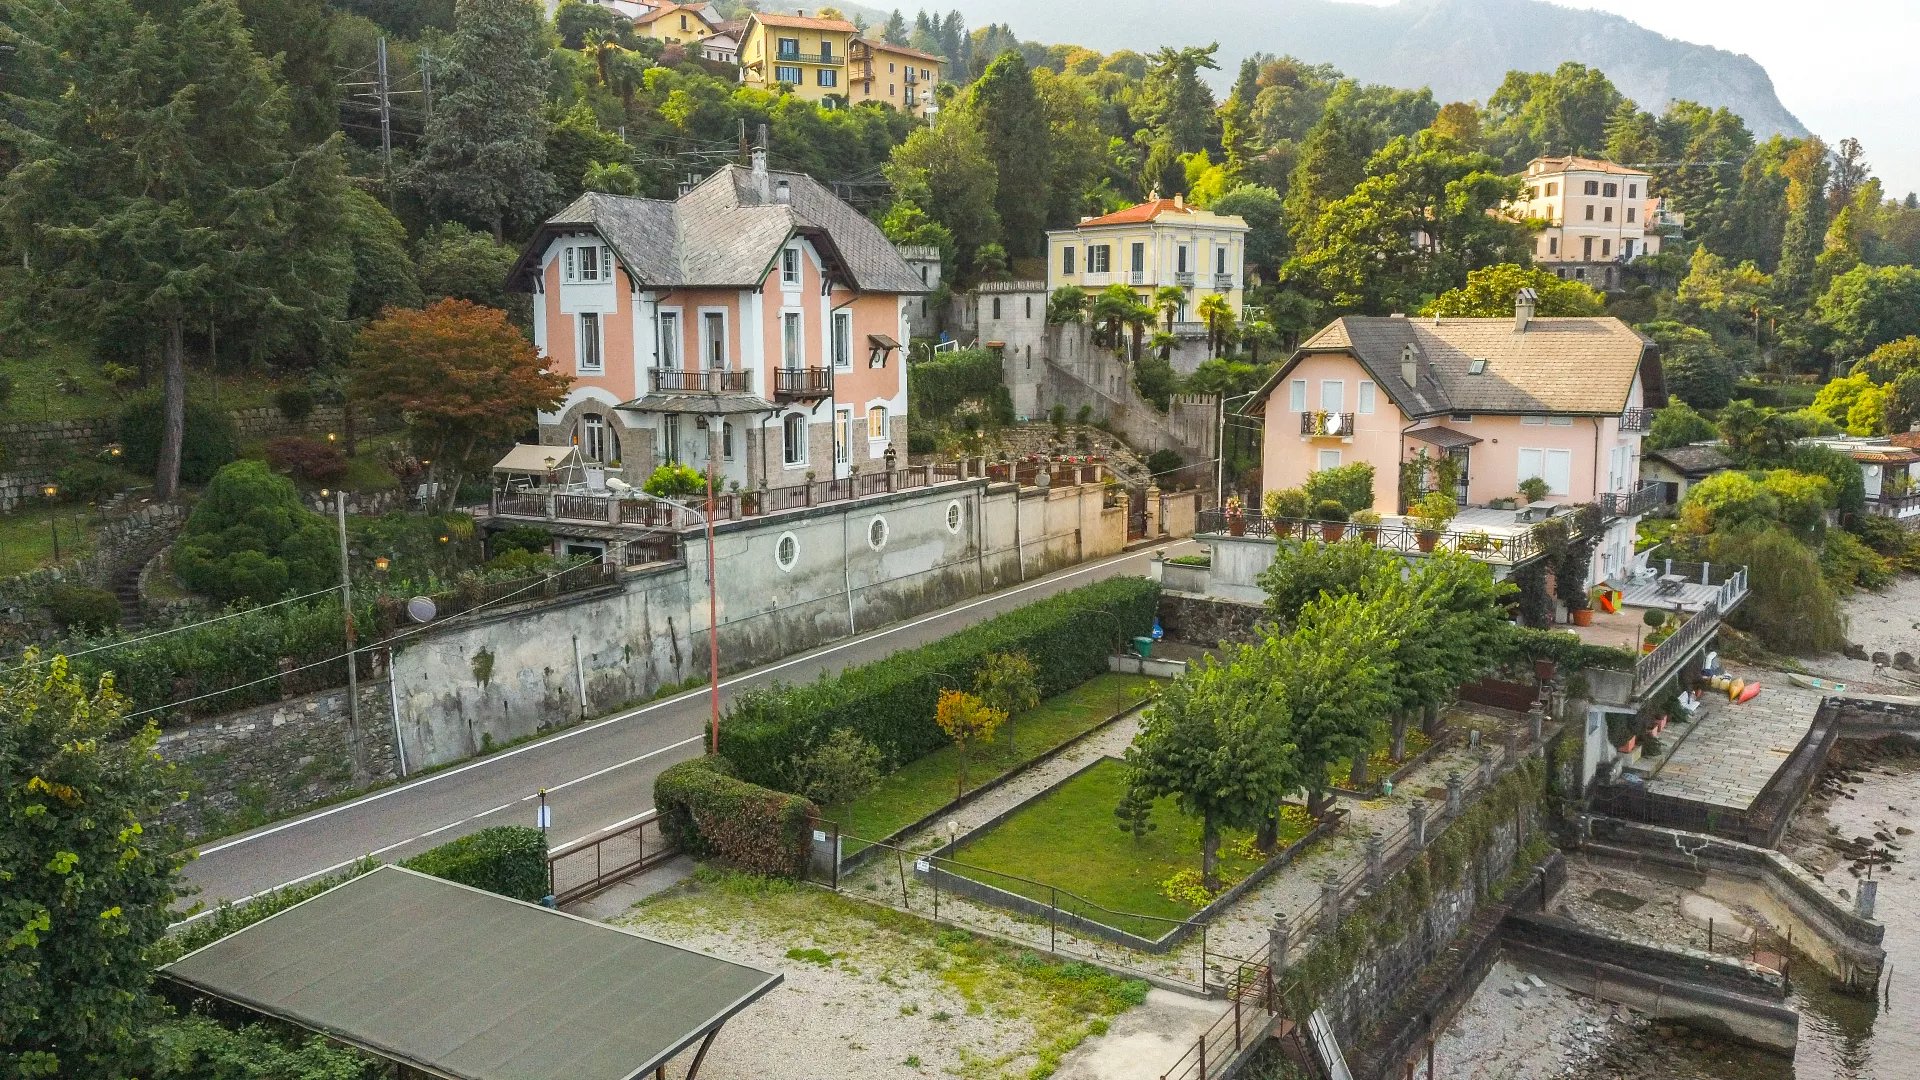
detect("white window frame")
[578,312,604,374]
[1521,415,1546,426]
[722,421,735,460]
[1289,379,1307,412]
[832,310,853,370]
[1088,245,1110,273]
[1517,448,1574,497]
[698,308,728,371]
[657,309,682,369]
[782,310,803,368]
[834,406,853,465]
[781,247,801,286]
[578,244,600,283]
[867,404,889,442]
[1548,416,1575,428]
[1357,381,1376,415]
[1319,379,1344,412]
[782,412,809,467]
[1061,246,1076,276]
[581,413,608,463]
[1317,449,1342,471]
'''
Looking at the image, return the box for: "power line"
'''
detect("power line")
[7,586,346,674]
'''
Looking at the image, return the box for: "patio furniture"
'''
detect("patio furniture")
[1656,573,1686,596]
[1517,501,1560,523]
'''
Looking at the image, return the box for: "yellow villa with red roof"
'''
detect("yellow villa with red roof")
[1045,193,1250,323]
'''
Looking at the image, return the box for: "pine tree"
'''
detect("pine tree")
[1776,137,1831,303]
[410,0,555,239]
[1,0,352,500]
[882,9,908,45]
[967,52,1049,257]
[1114,782,1158,843]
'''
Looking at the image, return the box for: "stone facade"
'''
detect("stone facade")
[1156,591,1266,647]
[155,680,400,839]
[0,502,188,640]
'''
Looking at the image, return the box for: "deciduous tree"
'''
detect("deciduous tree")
[934,689,1004,797]
[973,652,1039,755]
[1422,264,1604,319]
[351,300,571,507]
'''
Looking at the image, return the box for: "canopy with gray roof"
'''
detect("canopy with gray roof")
[161,866,780,1080]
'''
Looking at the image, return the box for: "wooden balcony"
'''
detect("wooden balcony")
[651,368,751,394]
[774,366,834,403]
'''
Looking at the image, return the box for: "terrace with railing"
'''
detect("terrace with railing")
[1196,506,1579,566]
[773,366,833,402]
[1598,482,1662,520]
[650,368,751,394]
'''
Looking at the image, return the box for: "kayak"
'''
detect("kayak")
[1788,673,1848,693]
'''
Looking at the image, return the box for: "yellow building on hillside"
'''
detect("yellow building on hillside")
[1046,195,1251,320]
[849,38,941,117]
[632,2,718,46]
[738,11,857,102]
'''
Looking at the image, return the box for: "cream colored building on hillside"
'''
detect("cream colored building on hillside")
[737,11,857,102]
[849,38,941,117]
[1505,156,1683,290]
[631,2,717,45]
[1045,195,1250,321]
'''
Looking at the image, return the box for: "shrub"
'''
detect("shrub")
[1712,524,1847,655]
[1263,487,1309,520]
[1303,462,1375,513]
[716,577,1159,789]
[1518,476,1551,504]
[151,1014,383,1079]
[46,584,120,633]
[118,394,238,484]
[490,524,554,558]
[0,372,12,404]
[1144,448,1184,480]
[654,757,816,877]
[265,436,350,486]
[908,348,1013,426]
[1821,527,1894,591]
[907,429,936,454]
[1313,498,1349,522]
[784,728,883,807]
[400,825,549,902]
[171,461,337,604]
[274,386,317,422]
[54,459,122,503]
[643,462,706,500]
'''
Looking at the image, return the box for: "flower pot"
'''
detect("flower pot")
[1358,526,1379,543]
[1415,530,1439,553]
[1572,608,1594,627]
[1320,522,1346,542]
[1228,517,1246,537]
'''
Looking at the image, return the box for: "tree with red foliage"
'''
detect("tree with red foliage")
[351,300,570,508]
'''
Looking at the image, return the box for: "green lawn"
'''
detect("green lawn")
[826,674,1158,852]
[0,503,101,576]
[948,757,1315,938]
[0,341,282,424]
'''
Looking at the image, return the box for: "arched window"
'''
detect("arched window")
[867,405,888,441]
[580,413,619,465]
[782,413,808,466]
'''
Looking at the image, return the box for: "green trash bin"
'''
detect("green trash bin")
[1132,636,1154,659]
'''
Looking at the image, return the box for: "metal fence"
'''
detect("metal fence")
[1196,510,1548,565]
[547,810,678,906]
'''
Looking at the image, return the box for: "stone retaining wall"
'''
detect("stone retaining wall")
[0,503,188,637]
[1155,591,1265,648]
[156,680,400,839]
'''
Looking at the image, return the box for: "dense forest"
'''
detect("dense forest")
[7,0,1920,495]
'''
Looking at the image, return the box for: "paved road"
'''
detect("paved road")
[176,539,1192,918]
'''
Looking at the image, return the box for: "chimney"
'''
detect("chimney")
[750,143,770,202]
[1173,192,1185,209]
[774,178,791,204]
[1401,343,1420,388]
[1515,287,1538,333]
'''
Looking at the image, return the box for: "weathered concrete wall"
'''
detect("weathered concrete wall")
[1196,533,1274,605]
[155,680,399,838]
[389,478,1128,770]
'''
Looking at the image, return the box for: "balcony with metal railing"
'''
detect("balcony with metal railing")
[1619,407,1654,432]
[1195,508,1558,567]
[1598,483,1662,520]
[1299,411,1356,439]
[773,366,834,402]
[650,368,752,395]
[772,47,836,64]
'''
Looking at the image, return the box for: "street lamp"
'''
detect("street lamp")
[641,490,721,755]
[40,483,60,562]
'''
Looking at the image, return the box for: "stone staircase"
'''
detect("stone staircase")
[112,561,146,631]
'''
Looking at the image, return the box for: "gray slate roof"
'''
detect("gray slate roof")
[1644,442,1734,476]
[162,866,780,1080]
[531,166,925,294]
[1261,315,1653,419]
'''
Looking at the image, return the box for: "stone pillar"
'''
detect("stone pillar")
[1408,801,1428,849]
[1529,706,1545,743]
[1364,832,1384,891]
[1503,728,1518,764]
[1478,748,1495,786]
[1857,879,1879,920]
[1145,484,1162,535]
[1446,772,1464,815]
[1321,874,1343,934]
[1269,913,1292,974]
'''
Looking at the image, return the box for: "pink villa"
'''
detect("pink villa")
[1240,291,1664,587]
[505,152,921,495]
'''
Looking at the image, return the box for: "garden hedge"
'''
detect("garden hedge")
[654,757,817,878]
[716,577,1159,789]
[400,825,550,902]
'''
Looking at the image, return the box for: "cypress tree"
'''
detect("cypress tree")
[968,52,1049,258]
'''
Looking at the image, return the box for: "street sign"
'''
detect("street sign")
[536,804,552,829]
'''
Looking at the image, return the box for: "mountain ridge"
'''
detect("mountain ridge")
[947,0,1809,140]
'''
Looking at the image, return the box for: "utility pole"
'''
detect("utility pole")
[376,36,393,185]
[419,44,432,120]
[336,491,368,785]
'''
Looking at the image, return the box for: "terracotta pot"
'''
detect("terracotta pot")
[1358,526,1380,543]
[1572,608,1595,627]
[1227,517,1246,537]
[1415,530,1439,553]
[1320,522,1346,542]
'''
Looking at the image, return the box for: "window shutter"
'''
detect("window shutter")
[602,247,614,283]
[1518,449,1543,490]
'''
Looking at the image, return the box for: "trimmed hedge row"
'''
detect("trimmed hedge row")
[655,757,816,878]
[716,577,1159,789]
[1501,625,1636,673]
[400,825,550,902]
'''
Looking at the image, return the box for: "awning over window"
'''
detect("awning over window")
[1406,426,1482,450]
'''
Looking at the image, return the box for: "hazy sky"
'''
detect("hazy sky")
[1357,0,1920,195]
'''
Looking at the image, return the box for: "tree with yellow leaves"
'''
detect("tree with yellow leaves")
[934,689,1005,798]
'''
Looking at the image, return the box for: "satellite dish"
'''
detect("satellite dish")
[406,596,438,624]
[605,476,633,494]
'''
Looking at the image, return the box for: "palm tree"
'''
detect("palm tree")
[1046,285,1089,325]
[1241,318,1279,365]
[1153,285,1186,332]
[1091,283,1138,358]
[1150,330,1176,362]
[1196,294,1233,357]
[1125,297,1154,364]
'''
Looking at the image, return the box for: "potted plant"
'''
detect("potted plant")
[1224,496,1247,536]
[1518,476,1551,505]
[1410,492,1457,552]
[1352,508,1382,542]
[1314,498,1349,542]
[1459,529,1492,552]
